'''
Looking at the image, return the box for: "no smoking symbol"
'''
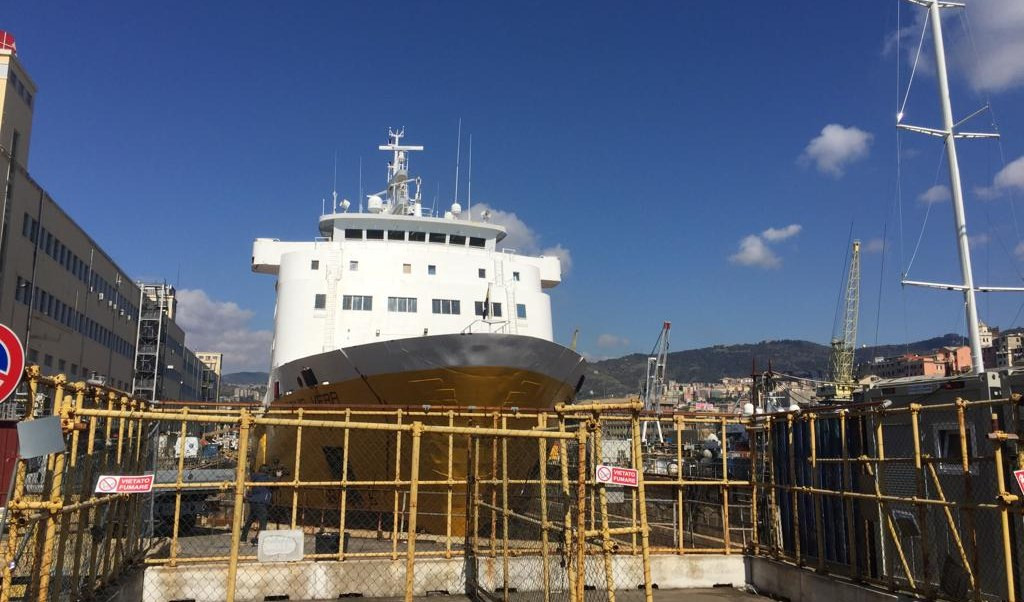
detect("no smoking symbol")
[97,477,117,492]
[596,466,612,481]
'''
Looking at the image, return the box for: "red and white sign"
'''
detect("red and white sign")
[595,464,639,487]
[95,474,154,494]
[0,323,26,404]
[1014,470,1024,497]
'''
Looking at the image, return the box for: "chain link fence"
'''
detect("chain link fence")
[5,366,1024,602]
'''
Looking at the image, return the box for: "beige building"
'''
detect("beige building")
[0,32,207,397]
[197,352,223,402]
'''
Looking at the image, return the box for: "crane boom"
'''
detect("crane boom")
[819,240,860,401]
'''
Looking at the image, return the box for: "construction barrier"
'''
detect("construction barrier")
[2,366,1023,601]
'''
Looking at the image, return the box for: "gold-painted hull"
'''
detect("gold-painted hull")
[259,334,585,538]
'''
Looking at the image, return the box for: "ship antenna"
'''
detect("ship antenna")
[453,118,462,205]
[332,150,338,213]
[467,134,473,221]
[358,156,363,213]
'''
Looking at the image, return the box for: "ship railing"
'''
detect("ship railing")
[460,318,509,334]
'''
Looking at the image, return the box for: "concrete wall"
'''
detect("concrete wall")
[144,554,748,602]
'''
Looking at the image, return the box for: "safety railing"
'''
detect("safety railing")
[4,365,1024,602]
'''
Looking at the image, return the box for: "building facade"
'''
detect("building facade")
[0,32,208,398]
[860,346,972,380]
[197,352,223,402]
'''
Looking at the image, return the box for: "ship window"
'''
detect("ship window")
[388,296,417,313]
[343,295,372,311]
[513,272,520,281]
[388,230,405,241]
[311,260,320,270]
[429,232,446,244]
[432,299,461,315]
[516,304,527,319]
[474,301,502,318]
[314,294,327,309]
[403,263,411,274]
[469,237,486,248]
[449,234,466,245]
[409,231,426,242]
[345,229,363,239]
[428,265,436,275]
[349,260,359,271]
[366,229,385,240]
[478,268,486,278]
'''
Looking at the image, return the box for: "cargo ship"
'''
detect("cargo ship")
[251,129,585,534]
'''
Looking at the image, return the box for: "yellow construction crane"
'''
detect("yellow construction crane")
[817,240,860,401]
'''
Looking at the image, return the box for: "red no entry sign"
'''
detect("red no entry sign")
[95,474,154,494]
[595,464,639,487]
[0,323,25,404]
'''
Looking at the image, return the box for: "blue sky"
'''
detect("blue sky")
[6,1,1024,371]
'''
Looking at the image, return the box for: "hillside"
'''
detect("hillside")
[222,371,269,386]
[582,333,967,398]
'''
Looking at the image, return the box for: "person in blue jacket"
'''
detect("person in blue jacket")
[241,465,274,544]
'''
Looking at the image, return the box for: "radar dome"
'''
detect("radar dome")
[367,195,384,214]
[450,202,462,216]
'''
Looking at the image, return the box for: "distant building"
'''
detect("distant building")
[984,331,1023,369]
[0,33,202,398]
[132,283,204,401]
[197,352,223,402]
[860,346,971,379]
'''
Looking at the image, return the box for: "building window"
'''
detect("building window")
[314,294,327,309]
[28,348,39,363]
[58,359,66,372]
[469,237,486,248]
[311,260,320,270]
[388,297,417,313]
[429,232,446,244]
[428,265,436,275]
[70,363,78,376]
[516,304,527,319]
[349,260,359,271]
[492,302,502,317]
[366,229,385,240]
[388,230,405,241]
[478,268,486,278]
[513,272,520,281]
[342,295,372,311]
[403,263,412,274]
[432,299,461,315]
[409,231,426,242]
[449,234,466,245]
[44,354,53,367]
[345,229,363,240]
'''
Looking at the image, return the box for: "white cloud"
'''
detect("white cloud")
[864,238,886,253]
[469,203,573,275]
[730,235,781,269]
[729,224,803,269]
[969,233,990,247]
[1015,242,1024,260]
[919,184,950,205]
[761,224,802,242]
[995,156,1024,192]
[799,124,873,177]
[888,2,1024,92]
[960,0,1024,92]
[596,334,630,349]
[176,289,273,373]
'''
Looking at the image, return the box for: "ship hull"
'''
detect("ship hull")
[259,333,585,538]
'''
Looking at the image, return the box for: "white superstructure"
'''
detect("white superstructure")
[253,129,565,375]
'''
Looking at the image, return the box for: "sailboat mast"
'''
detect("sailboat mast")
[926,0,984,373]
